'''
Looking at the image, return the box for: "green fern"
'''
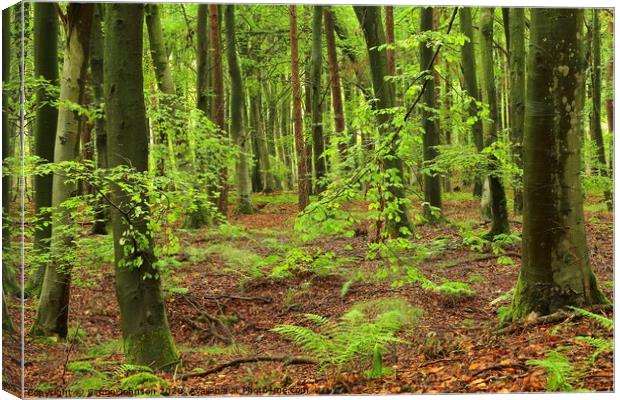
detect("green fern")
[526,350,573,391]
[272,298,420,377]
[574,336,613,362]
[568,307,613,331]
[114,364,154,378]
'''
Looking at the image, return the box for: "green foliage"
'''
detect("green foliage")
[114,364,154,378]
[568,307,613,331]
[120,372,168,396]
[272,298,420,377]
[68,372,110,396]
[67,325,87,344]
[574,336,613,362]
[526,350,574,392]
[87,339,123,358]
[429,281,474,298]
[67,361,94,374]
[269,247,350,279]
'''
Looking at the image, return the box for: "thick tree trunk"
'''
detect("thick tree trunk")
[90,4,108,236]
[33,4,94,338]
[196,4,209,115]
[289,5,310,211]
[420,7,442,223]
[479,7,510,237]
[310,6,327,194]
[459,8,484,198]
[27,2,59,294]
[324,8,347,166]
[209,4,229,215]
[510,9,608,320]
[508,8,525,215]
[104,3,178,368]
[354,5,411,238]
[225,5,253,214]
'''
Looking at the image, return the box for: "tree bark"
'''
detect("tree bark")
[510,8,608,320]
[104,3,178,368]
[420,7,442,223]
[479,7,510,237]
[33,4,94,338]
[224,5,253,214]
[324,8,347,166]
[209,4,228,215]
[27,2,59,294]
[385,6,395,76]
[90,4,108,236]
[310,6,327,194]
[354,5,412,237]
[196,4,209,114]
[289,5,310,211]
[459,8,484,198]
[507,8,525,215]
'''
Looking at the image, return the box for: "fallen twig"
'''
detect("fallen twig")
[179,355,318,380]
[438,252,521,269]
[203,294,272,303]
[472,363,528,377]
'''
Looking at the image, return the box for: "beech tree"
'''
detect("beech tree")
[510,8,608,319]
[310,5,327,194]
[104,3,178,368]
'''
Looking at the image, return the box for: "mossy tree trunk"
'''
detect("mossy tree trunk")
[479,7,510,237]
[310,6,327,194]
[224,5,253,214]
[508,8,525,215]
[289,5,310,211]
[104,3,178,368]
[459,8,484,198]
[90,4,108,236]
[354,5,411,238]
[420,7,442,223]
[509,8,608,320]
[33,4,94,338]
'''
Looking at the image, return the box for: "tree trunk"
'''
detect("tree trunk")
[310,6,326,194]
[479,7,510,237]
[209,4,228,215]
[324,8,347,166]
[196,4,209,114]
[385,6,395,76]
[33,4,94,338]
[459,8,484,198]
[90,4,108,236]
[103,3,178,368]
[510,8,608,320]
[589,10,611,208]
[508,8,525,215]
[354,5,411,238]
[225,5,253,214]
[27,2,59,294]
[289,5,310,210]
[2,7,19,298]
[420,7,442,223]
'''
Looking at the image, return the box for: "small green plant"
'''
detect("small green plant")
[67,325,87,344]
[67,361,94,374]
[166,286,189,295]
[87,339,123,358]
[68,372,110,396]
[468,274,485,284]
[574,336,613,362]
[272,298,420,377]
[120,372,168,394]
[114,364,154,378]
[568,307,613,331]
[526,350,573,391]
[429,281,475,298]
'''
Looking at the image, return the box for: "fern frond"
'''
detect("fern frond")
[568,307,613,331]
[574,336,613,361]
[114,364,154,378]
[526,350,573,391]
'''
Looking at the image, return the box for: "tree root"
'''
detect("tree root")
[179,355,318,380]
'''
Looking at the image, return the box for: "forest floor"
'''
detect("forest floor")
[3,191,614,396]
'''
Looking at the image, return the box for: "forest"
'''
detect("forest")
[0,1,615,397]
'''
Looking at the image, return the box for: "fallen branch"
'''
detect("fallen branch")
[438,252,521,269]
[179,355,318,380]
[203,294,272,304]
[472,363,527,377]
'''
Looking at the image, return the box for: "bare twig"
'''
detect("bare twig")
[179,355,318,380]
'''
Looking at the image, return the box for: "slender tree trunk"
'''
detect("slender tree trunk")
[279,93,293,189]
[354,5,411,238]
[2,7,19,298]
[289,5,310,210]
[104,3,178,368]
[310,6,327,194]
[589,10,611,208]
[479,7,510,237]
[507,8,525,215]
[510,8,608,320]
[420,7,442,222]
[225,5,253,214]
[196,4,209,115]
[459,8,484,198]
[324,8,347,165]
[209,4,228,215]
[33,4,94,338]
[90,4,108,236]
[385,6,395,76]
[27,2,59,294]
